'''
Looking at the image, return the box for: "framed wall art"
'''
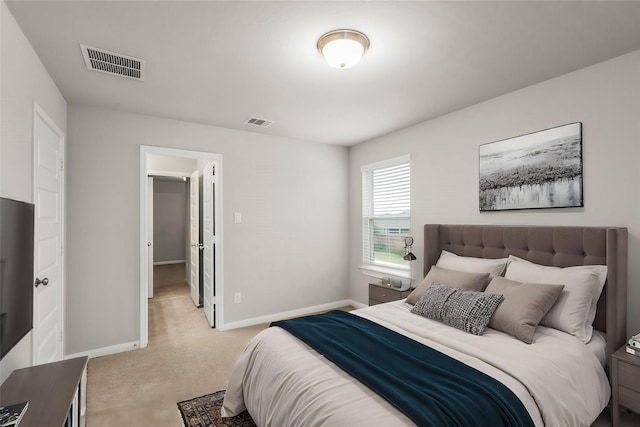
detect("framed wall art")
[479,122,583,211]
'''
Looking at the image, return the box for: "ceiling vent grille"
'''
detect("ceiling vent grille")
[245,117,274,128]
[80,44,145,81]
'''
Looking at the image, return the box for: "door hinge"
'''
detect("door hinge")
[60,245,64,256]
[60,159,64,172]
[59,330,63,342]
[211,235,217,244]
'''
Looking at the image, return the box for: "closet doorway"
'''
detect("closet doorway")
[149,174,190,300]
[139,146,224,349]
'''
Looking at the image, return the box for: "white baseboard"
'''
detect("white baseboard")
[153,260,186,266]
[348,299,368,310]
[65,300,368,357]
[65,341,140,360]
[221,299,362,331]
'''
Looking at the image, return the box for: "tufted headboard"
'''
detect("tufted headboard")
[423,224,628,362]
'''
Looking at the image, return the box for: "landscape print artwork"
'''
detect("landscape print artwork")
[479,122,583,211]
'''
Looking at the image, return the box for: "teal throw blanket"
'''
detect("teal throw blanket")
[271,310,534,427]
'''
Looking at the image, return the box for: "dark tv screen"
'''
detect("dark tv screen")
[0,197,34,360]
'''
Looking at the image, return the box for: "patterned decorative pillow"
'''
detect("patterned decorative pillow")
[411,283,504,335]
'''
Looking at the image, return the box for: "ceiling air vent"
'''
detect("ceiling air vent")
[245,117,274,128]
[80,44,145,81]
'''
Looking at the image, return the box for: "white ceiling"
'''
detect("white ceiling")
[6,1,640,146]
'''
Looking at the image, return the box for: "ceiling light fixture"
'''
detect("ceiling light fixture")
[317,29,369,69]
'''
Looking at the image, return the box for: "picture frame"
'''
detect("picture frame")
[479,122,583,211]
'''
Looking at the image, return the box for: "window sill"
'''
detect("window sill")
[359,264,411,280]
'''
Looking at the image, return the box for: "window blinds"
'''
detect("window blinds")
[362,158,410,267]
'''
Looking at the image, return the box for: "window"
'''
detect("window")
[362,155,410,270]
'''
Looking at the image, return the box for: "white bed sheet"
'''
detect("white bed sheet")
[223,301,610,427]
[586,329,607,368]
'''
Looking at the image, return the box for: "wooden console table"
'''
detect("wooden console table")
[0,356,88,427]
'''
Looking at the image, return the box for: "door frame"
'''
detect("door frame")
[32,102,65,362]
[139,146,224,348]
[147,177,154,299]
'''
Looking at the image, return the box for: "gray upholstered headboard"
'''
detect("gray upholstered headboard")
[423,224,628,362]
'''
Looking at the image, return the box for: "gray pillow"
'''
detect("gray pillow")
[406,266,490,306]
[436,250,508,276]
[411,283,504,335]
[504,256,606,343]
[485,276,564,344]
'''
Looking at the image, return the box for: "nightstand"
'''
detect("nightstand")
[611,346,640,426]
[368,282,411,306]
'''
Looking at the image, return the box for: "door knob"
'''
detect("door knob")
[35,277,49,287]
[147,242,152,247]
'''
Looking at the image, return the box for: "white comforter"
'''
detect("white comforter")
[222,301,610,427]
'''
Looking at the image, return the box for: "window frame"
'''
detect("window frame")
[360,155,411,279]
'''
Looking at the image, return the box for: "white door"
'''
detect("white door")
[32,109,64,364]
[189,170,200,306]
[147,177,154,299]
[202,161,216,327]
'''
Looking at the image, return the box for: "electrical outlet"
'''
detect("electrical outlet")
[234,292,242,303]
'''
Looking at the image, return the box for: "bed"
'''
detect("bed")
[223,224,628,426]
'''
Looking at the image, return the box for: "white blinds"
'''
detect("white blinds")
[362,157,411,267]
[372,163,410,216]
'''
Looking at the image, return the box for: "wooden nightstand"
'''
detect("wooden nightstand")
[369,282,411,306]
[611,346,640,426]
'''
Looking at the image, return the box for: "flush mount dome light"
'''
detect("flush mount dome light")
[317,29,369,69]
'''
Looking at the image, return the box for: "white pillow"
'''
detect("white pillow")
[436,250,508,276]
[504,255,607,343]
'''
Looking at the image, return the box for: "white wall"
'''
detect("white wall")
[65,105,349,354]
[0,1,67,382]
[349,50,640,336]
[153,180,187,263]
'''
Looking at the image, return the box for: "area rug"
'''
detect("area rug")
[177,389,256,427]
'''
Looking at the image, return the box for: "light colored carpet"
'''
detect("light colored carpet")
[86,263,639,426]
[86,264,268,426]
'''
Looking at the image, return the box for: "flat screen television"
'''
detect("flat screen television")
[0,197,35,360]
